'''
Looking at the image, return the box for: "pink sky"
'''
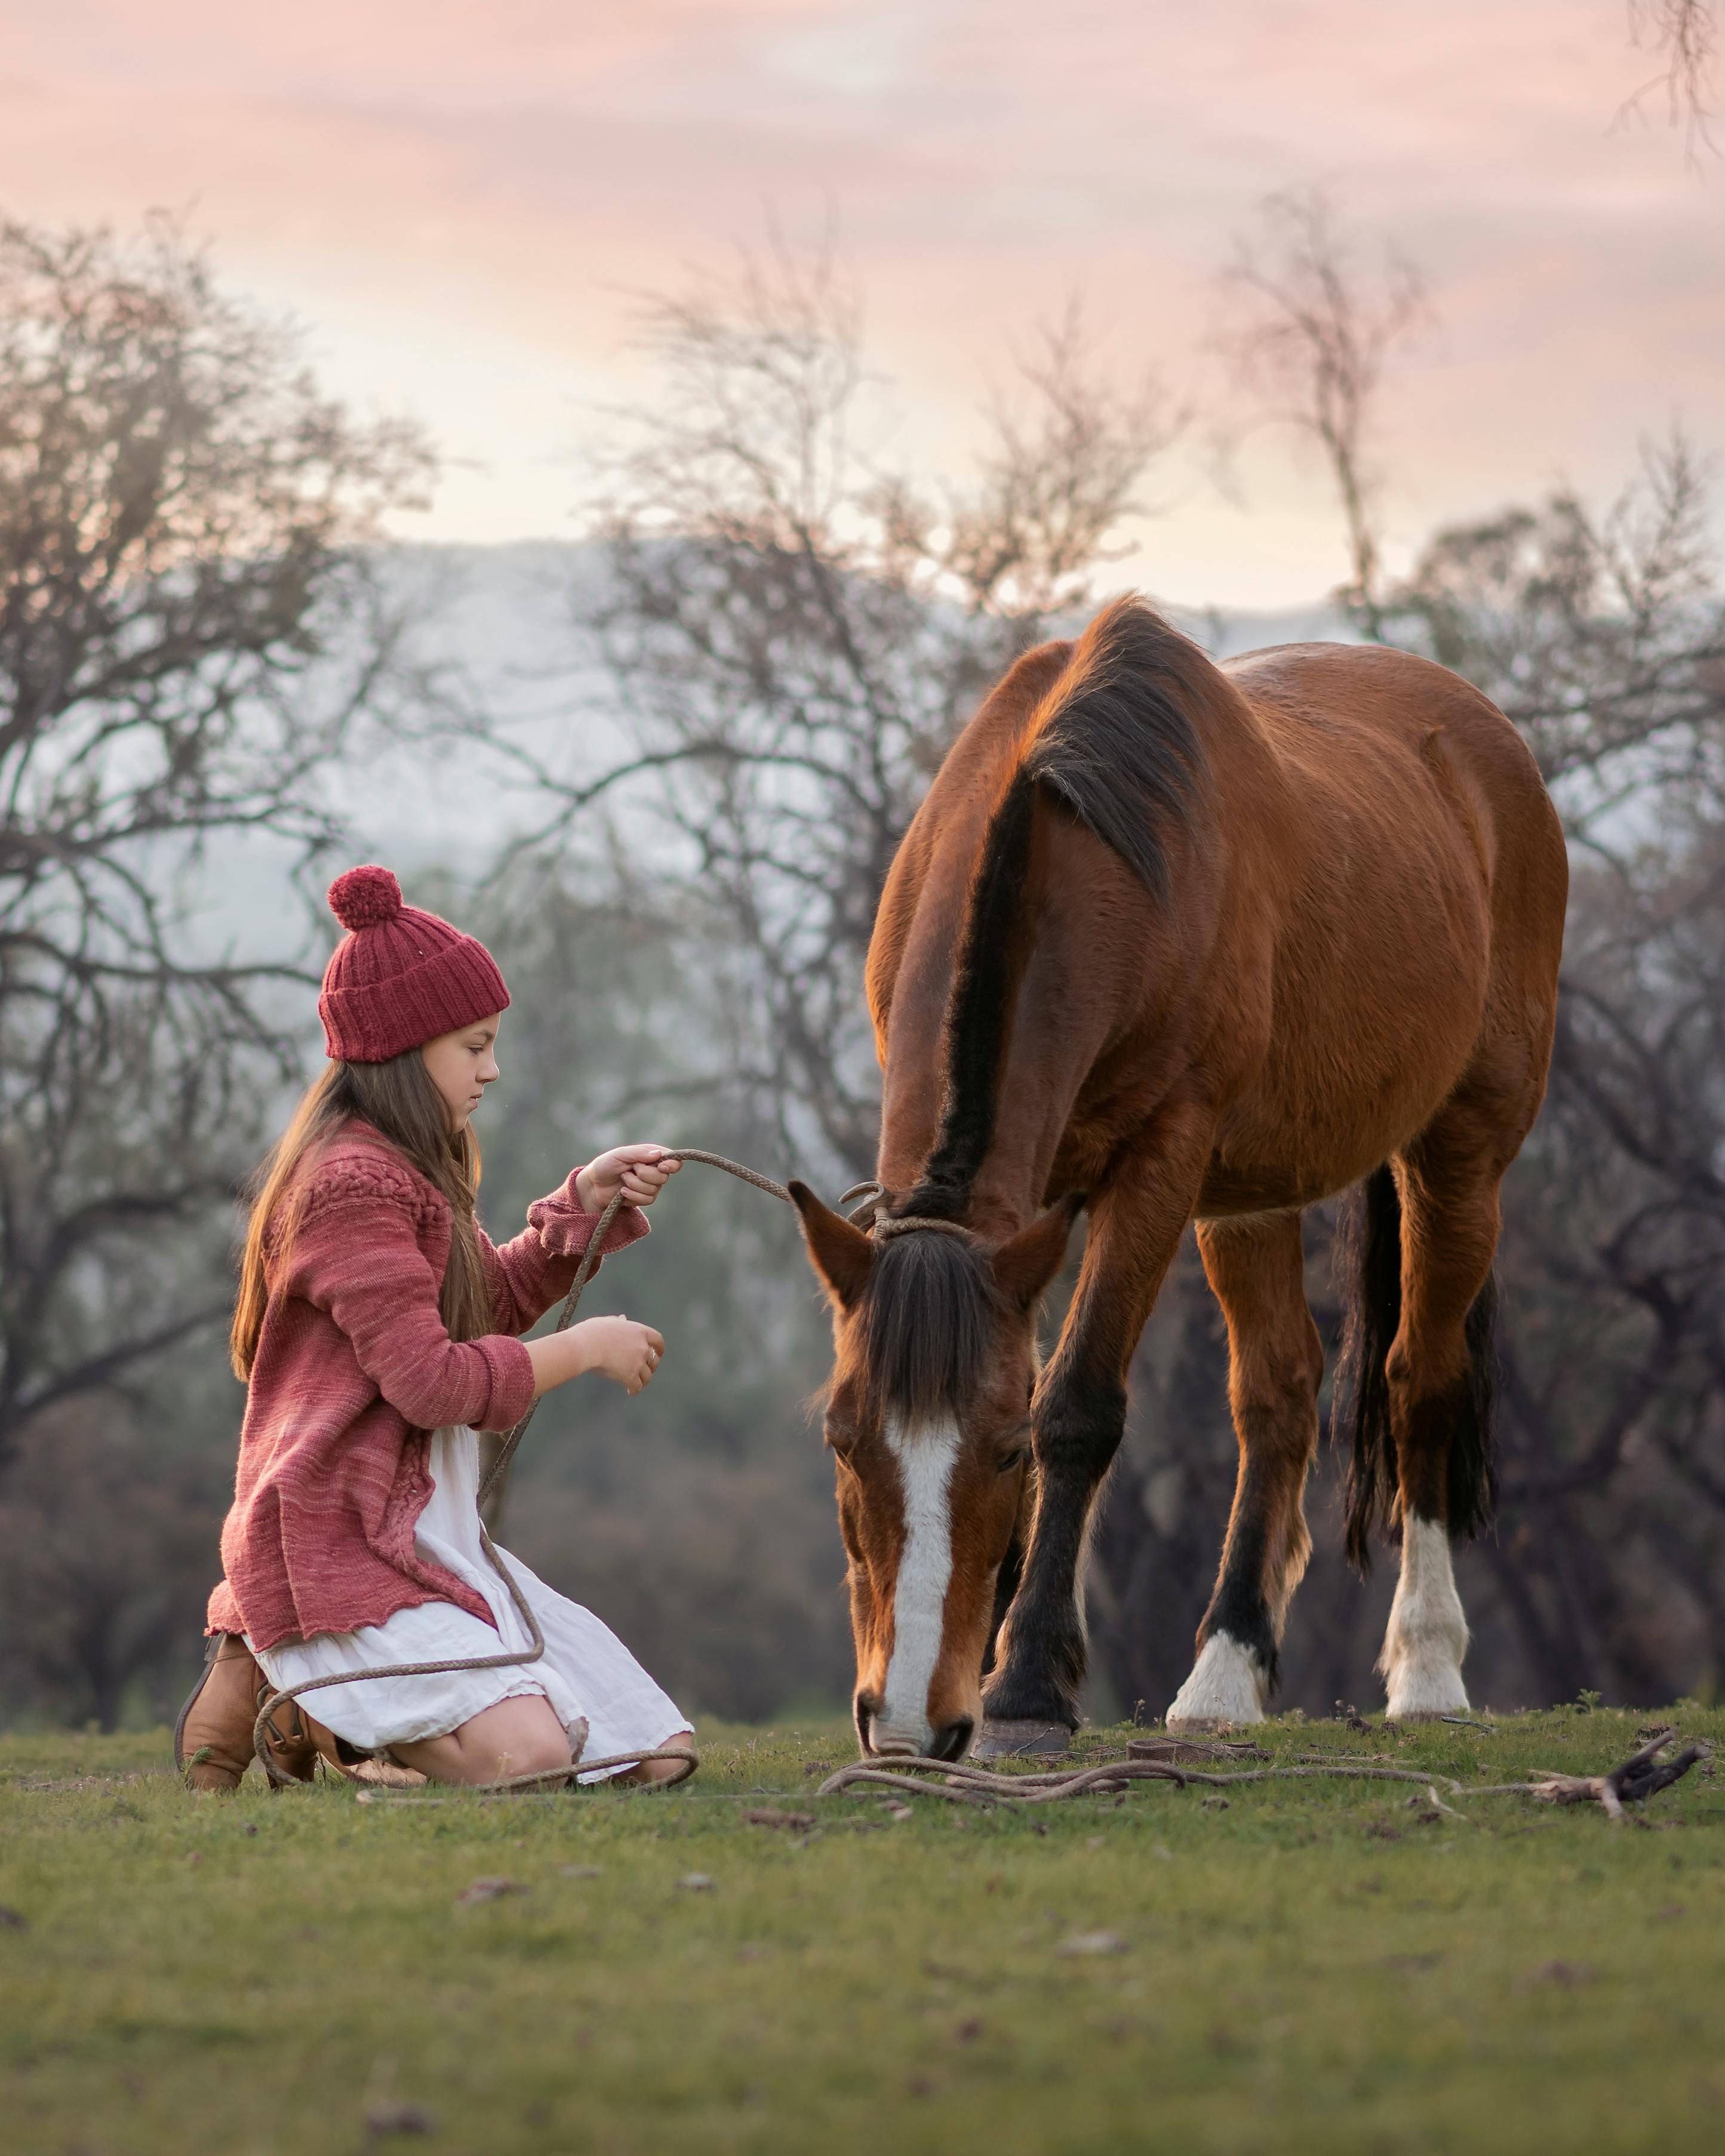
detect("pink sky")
[2,1,1718,605]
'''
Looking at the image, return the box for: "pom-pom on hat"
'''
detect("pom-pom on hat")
[318,865,510,1063]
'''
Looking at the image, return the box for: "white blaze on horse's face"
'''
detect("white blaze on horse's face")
[791,1181,1075,1763]
[870,1415,961,1757]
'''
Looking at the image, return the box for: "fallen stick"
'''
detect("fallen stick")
[1126,1736,1270,1764]
[1459,1729,1709,1825]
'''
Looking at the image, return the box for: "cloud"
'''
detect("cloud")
[0,0,1715,602]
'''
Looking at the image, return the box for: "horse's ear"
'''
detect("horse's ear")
[991,1195,1081,1311]
[788,1181,875,1311]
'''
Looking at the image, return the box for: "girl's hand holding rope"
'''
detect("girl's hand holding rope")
[576,1143,681,1214]
[528,1145,677,1400]
[480,1151,788,1504]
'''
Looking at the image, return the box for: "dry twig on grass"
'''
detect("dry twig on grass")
[1127,1736,1269,1764]
[1466,1729,1709,1825]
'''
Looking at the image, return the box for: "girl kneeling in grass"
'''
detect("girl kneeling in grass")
[177,865,692,1793]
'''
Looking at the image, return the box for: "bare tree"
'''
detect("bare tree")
[1216,189,1426,636]
[0,1397,225,1728]
[1384,431,1725,801]
[0,215,433,1469]
[1488,835,1725,1700]
[507,241,1174,1179]
[1626,1,1718,152]
[1383,439,1725,1700]
[944,297,1177,620]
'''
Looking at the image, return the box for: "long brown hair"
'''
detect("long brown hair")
[230,1051,491,1379]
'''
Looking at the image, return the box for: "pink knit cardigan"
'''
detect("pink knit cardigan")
[206,1123,647,1652]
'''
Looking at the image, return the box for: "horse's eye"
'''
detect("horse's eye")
[825,1423,857,1460]
[997,1448,1030,1476]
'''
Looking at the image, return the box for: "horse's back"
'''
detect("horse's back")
[1227,638,1547,832]
[1222,638,1563,949]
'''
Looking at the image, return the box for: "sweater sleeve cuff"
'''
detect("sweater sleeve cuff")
[525,1176,653,1262]
[476,1334,537,1432]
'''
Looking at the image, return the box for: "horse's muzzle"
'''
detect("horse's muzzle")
[858,1702,974,1762]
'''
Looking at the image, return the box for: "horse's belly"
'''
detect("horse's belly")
[1196,1157,1386,1218]
[1197,1089,1442,1213]
[1195,962,1489,1216]
[1196,1162,1348,1217]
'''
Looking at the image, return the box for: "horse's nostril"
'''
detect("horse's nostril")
[931,1717,974,1763]
[853,1691,880,1754]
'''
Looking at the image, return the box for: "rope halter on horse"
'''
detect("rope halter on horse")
[838,1179,976,1244]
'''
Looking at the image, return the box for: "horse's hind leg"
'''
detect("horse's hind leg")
[1376,1107,1508,1719]
[1166,1211,1324,1730]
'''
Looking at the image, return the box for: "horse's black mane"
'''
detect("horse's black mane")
[859,604,1206,1414]
[899,598,1208,1226]
[1023,598,1206,903]
[901,766,1040,1223]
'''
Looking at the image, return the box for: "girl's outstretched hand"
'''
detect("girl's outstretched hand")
[577,1145,680,1213]
[527,1317,664,1400]
[578,1315,665,1395]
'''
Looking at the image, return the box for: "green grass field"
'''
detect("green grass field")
[3,1706,1723,2155]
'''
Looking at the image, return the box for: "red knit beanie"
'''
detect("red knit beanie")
[318,866,511,1063]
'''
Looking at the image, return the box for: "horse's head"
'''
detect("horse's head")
[788,1183,1075,1761]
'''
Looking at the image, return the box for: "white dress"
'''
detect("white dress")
[249,1426,686,1781]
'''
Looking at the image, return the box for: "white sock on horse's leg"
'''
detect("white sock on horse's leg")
[1166,1631,1268,1729]
[1380,1514,1470,1718]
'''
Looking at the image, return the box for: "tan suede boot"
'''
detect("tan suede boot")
[173,1635,318,1791]
[299,1715,429,1790]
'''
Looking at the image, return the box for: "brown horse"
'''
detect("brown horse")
[788,597,1567,1760]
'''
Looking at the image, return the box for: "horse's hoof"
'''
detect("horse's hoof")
[974,1719,1072,1759]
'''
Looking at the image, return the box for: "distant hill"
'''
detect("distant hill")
[355,539,1355,842]
[182,540,1354,965]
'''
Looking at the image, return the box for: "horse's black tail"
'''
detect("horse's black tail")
[1333,1164,1499,1570]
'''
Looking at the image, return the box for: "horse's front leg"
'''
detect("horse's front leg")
[1164,1210,1324,1730]
[980,1100,1212,1748]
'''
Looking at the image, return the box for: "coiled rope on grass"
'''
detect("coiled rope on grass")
[813,1752,1471,1807]
[812,1727,1710,1823]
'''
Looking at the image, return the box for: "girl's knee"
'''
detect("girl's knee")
[624,1731,696,1787]
[491,1734,576,1784]
[477,1712,574,1784]
[400,1697,573,1786]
